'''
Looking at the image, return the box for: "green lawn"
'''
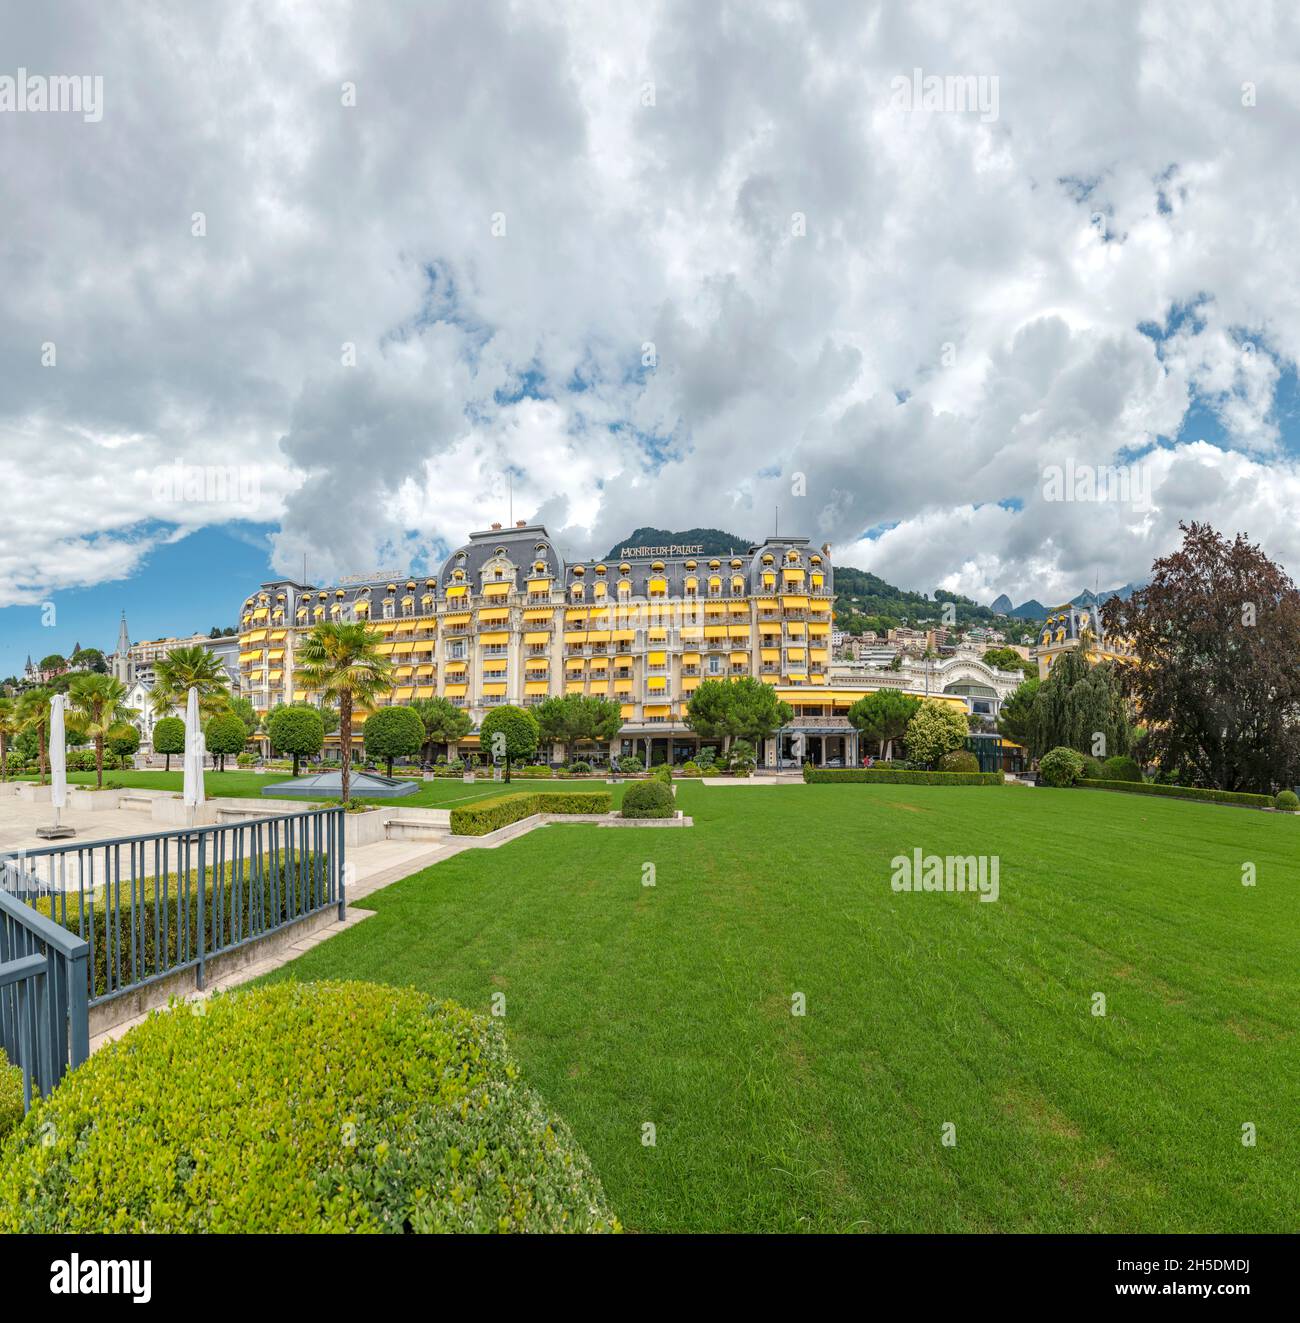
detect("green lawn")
[12,769,623,809]
[259,781,1300,1232]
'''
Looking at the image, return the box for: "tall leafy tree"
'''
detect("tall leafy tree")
[479,705,540,783]
[150,645,231,718]
[686,677,791,754]
[1102,521,1300,791]
[363,706,425,777]
[904,700,969,767]
[409,695,472,761]
[996,677,1041,753]
[535,693,623,762]
[153,715,186,771]
[296,622,395,803]
[16,687,54,784]
[205,713,248,772]
[846,690,921,760]
[67,673,132,787]
[266,705,325,776]
[0,697,17,781]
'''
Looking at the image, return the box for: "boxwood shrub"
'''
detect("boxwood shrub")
[1100,755,1142,782]
[0,982,619,1233]
[802,768,1004,786]
[0,1048,22,1146]
[35,853,326,1000]
[937,750,980,773]
[621,781,675,818]
[1039,747,1085,787]
[450,791,611,836]
[1077,779,1275,809]
[1274,789,1299,812]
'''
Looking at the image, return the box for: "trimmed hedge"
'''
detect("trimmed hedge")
[450,791,612,836]
[0,982,619,1232]
[1077,779,1275,809]
[0,1048,22,1146]
[511,765,554,779]
[35,853,325,1000]
[621,781,675,819]
[803,768,1004,786]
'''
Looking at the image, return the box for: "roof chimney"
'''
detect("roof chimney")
[490,522,502,530]
[515,520,526,528]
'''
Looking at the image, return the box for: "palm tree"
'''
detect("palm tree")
[150,645,230,718]
[296,622,394,803]
[67,673,131,788]
[0,697,18,781]
[16,687,53,785]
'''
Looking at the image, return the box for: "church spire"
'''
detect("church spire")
[117,610,130,655]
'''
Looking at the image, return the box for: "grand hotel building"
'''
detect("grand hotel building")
[236,519,995,766]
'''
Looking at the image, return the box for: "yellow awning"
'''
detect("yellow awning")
[252,607,269,620]
[265,649,285,661]
[648,578,667,594]
[587,630,611,643]
[564,631,587,644]
[239,651,260,663]
[621,703,635,718]
[785,673,808,683]
[784,595,809,609]
[527,578,551,592]
[811,648,828,662]
[443,612,470,626]
[682,676,699,692]
[647,677,667,691]
[445,683,468,697]
[566,657,587,671]
[614,679,633,693]
[445,585,467,598]
[268,669,283,681]
[373,642,397,655]
[810,599,831,614]
[648,651,667,665]
[393,641,417,653]
[681,626,703,640]
[524,681,549,695]
[565,680,585,694]
[269,630,287,641]
[644,704,670,717]
[588,681,609,695]
[523,609,554,622]
[565,609,588,623]
[756,598,779,608]
[787,622,806,637]
[705,603,726,616]
[705,626,726,639]
[787,648,806,661]
[394,686,414,699]
[444,661,467,674]
[292,690,307,700]
[525,658,549,671]
[482,682,507,697]
[614,653,633,665]
[524,631,550,645]
[783,568,805,581]
[414,686,434,698]
[416,664,435,675]
[479,631,508,646]
[729,651,748,663]
[244,629,267,643]
[395,665,414,678]
[483,582,510,598]
[478,609,508,624]
[613,630,634,642]
[648,629,667,641]
[681,652,700,664]
[761,648,780,661]
[728,625,749,637]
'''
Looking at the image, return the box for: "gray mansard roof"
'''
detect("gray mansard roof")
[244,522,832,613]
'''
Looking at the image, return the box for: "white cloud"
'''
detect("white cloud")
[3,0,1300,612]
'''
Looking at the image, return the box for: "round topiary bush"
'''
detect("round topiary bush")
[652,765,672,785]
[1101,755,1142,782]
[1039,746,1086,787]
[567,760,591,776]
[0,981,619,1234]
[617,754,643,774]
[1274,789,1299,813]
[621,780,675,819]
[937,750,979,773]
[1079,755,1104,779]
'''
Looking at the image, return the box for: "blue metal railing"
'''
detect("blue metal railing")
[0,889,90,1112]
[1,807,346,1014]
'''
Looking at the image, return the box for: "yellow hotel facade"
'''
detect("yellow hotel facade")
[235,519,968,766]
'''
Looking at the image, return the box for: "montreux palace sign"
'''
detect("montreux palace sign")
[619,544,704,558]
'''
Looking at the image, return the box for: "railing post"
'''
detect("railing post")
[336,807,346,922]
[67,946,89,1069]
[195,830,206,992]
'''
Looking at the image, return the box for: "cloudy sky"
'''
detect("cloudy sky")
[3,0,1300,662]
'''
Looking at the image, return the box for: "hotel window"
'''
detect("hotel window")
[730,576,744,595]
[708,576,722,596]
[684,577,698,596]
[707,655,723,675]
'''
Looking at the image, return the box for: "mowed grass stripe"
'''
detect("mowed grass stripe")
[260,781,1299,1232]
